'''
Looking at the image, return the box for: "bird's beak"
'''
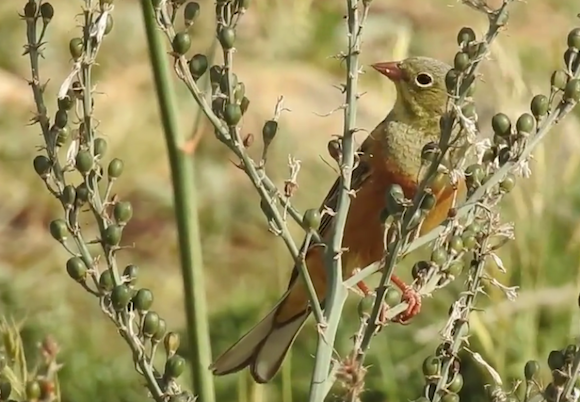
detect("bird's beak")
[371,61,403,82]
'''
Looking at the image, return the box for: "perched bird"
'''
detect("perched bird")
[210,56,467,384]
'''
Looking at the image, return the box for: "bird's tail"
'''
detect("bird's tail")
[209,290,310,383]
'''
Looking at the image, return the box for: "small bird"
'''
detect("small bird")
[210,56,467,383]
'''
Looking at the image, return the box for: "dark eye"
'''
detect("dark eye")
[415,72,433,87]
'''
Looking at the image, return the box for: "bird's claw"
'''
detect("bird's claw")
[391,286,421,325]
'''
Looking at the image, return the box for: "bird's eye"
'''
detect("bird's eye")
[415,72,433,87]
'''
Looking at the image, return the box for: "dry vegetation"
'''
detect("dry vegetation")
[1,0,580,402]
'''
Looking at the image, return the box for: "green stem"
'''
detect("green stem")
[140,2,215,402]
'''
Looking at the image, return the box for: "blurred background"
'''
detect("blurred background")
[1,0,580,401]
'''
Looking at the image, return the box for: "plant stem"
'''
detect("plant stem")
[308,1,366,400]
[140,2,215,401]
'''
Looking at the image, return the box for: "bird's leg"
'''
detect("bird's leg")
[390,275,421,325]
[356,276,421,325]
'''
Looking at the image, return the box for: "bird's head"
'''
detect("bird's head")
[372,56,451,123]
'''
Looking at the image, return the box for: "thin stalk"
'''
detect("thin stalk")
[308,1,365,400]
[140,2,215,401]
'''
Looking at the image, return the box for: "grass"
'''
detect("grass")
[1,0,580,401]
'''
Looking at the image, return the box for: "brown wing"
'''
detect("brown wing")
[285,137,375,289]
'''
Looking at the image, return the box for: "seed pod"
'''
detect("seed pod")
[75,150,93,174]
[33,155,51,177]
[24,1,37,18]
[113,201,133,224]
[564,79,580,102]
[551,70,568,90]
[164,332,181,358]
[164,355,186,379]
[189,53,208,80]
[133,288,154,311]
[422,355,441,377]
[224,104,242,126]
[491,113,511,137]
[172,32,191,55]
[530,94,549,118]
[303,209,321,231]
[219,27,236,49]
[108,158,124,179]
[142,311,160,337]
[49,219,68,242]
[102,224,122,246]
[39,2,54,24]
[183,2,200,26]
[152,318,167,342]
[111,285,132,311]
[69,37,83,60]
[99,269,115,292]
[524,360,540,381]
[567,28,580,50]
[104,14,114,35]
[124,264,139,284]
[66,257,87,282]
[453,51,470,72]
[456,27,476,46]
[262,120,278,146]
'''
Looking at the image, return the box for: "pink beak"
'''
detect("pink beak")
[371,61,404,82]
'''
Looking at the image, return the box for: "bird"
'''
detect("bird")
[210,56,467,384]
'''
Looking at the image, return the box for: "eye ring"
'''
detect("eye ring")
[415,72,433,87]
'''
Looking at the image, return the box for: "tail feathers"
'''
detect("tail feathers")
[210,295,310,383]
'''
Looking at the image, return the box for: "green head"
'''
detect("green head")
[372,56,451,123]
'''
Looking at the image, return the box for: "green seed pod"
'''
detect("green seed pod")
[530,94,549,118]
[56,126,70,147]
[66,257,87,282]
[123,264,139,284]
[465,163,484,187]
[57,95,74,111]
[564,79,580,102]
[446,260,464,277]
[516,113,535,134]
[449,235,464,253]
[142,311,160,337]
[498,147,512,166]
[113,201,133,224]
[224,103,242,126]
[99,269,115,292]
[384,286,400,307]
[0,377,12,400]
[104,14,114,35]
[108,158,124,179]
[49,219,68,242]
[547,349,565,371]
[461,103,477,119]
[218,27,236,50]
[111,285,132,311]
[164,355,186,379]
[422,355,441,377]
[420,193,436,211]
[209,65,223,86]
[240,96,250,115]
[61,185,76,207]
[75,150,93,174]
[54,109,68,129]
[447,372,464,393]
[491,113,511,137]
[567,28,580,50]
[152,318,167,342]
[33,155,51,177]
[456,27,476,46]
[431,247,448,266]
[133,288,154,311]
[262,120,278,145]
[69,37,84,60]
[172,32,191,55]
[24,1,37,18]
[39,2,54,24]
[102,224,122,246]
[94,138,108,157]
[441,393,460,402]
[482,146,498,163]
[445,69,459,94]
[303,209,321,231]
[524,360,540,381]
[453,51,470,72]
[551,70,568,90]
[236,0,250,10]
[75,183,89,206]
[25,381,41,401]
[183,2,200,26]
[421,142,440,163]
[385,184,405,215]
[412,260,430,279]
[500,173,516,193]
[188,53,208,79]
[164,332,181,358]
